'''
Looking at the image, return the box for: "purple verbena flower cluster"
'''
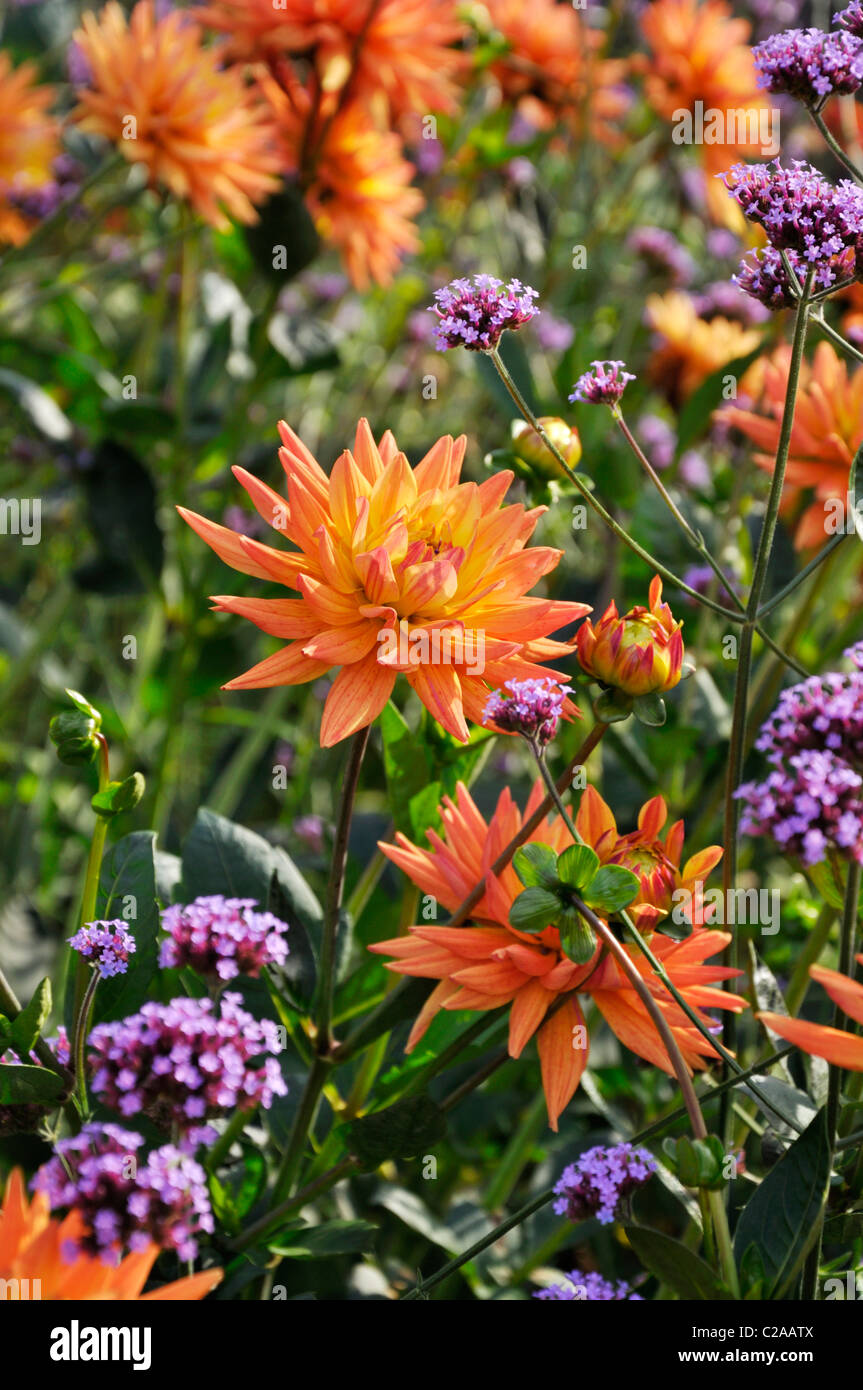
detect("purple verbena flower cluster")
[534,1270,643,1301]
[159,895,289,981]
[736,644,863,866]
[552,1142,657,1225]
[87,993,287,1130]
[568,360,636,407]
[484,678,570,746]
[626,226,695,286]
[6,155,83,222]
[68,920,136,978]
[429,274,539,351]
[34,1123,214,1264]
[752,28,863,105]
[722,160,863,302]
[837,3,863,39]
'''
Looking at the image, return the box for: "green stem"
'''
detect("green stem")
[73,735,111,1020]
[614,410,744,612]
[757,533,849,619]
[73,970,100,1118]
[488,347,743,622]
[206,1105,255,1173]
[316,726,370,1050]
[707,1188,741,1298]
[272,1053,332,1204]
[810,108,863,184]
[720,274,814,1141]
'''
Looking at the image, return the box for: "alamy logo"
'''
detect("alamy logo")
[671,882,780,935]
[0,1277,41,1299]
[671,100,780,157]
[49,1321,152,1371]
[376,624,485,675]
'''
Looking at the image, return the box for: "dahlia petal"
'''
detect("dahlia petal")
[809,963,863,1028]
[756,1012,863,1071]
[575,784,618,848]
[176,506,277,581]
[303,621,380,663]
[210,595,319,639]
[508,979,553,1057]
[319,649,396,746]
[223,642,331,689]
[407,663,470,742]
[537,997,589,1132]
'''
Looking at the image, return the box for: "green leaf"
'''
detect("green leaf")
[557,907,596,964]
[583,865,640,913]
[270,1219,378,1258]
[0,1064,65,1104]
[0,366,73,442]
[632,692,667,727]
[91,772,146,819]
[380,702,435,836]
[556,844,599,890]
[593,688,633,724]
[9,978,52,1057]
[65,689,102,722]
[508,885,560,934]
[340,1094,446,1171]
[512,842,560,889]
[732,1107,832,1297]
[92,831,160,1024]
[808,856,848,912]
[243,183,321,284]
[625,1225,733,1299]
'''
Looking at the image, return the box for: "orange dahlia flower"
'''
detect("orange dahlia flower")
[639,0,770,231]
[575,784,723,932]
[0,55,60,247]
[483,0,629,141]
[72,1,282,231]
[576,576,685,699]
[371,780,744,1128]
[259,70,422,288]
[721,341,862,551]
[179,419,589,747]
[199,0,467,122]
[645,291,762,405]
[759,957,863,1071]
[0,1170,222,1300]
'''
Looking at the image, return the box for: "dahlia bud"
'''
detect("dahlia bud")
[510,417,582,478]
[576,576,685,698]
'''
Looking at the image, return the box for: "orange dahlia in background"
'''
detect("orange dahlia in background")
[575,785,723,932]
[72,0,282,231]
[259,69,422,288]
[759,957,863,1070]
[721,341,862,550]
[483,0,630,141]
[0,1170,222,1300]
[645,290,762,405]
[371,780,743,1128]
[199,0,468,122]
[639,0,770,231]
[0,55,59,246]
[179,419,589,747]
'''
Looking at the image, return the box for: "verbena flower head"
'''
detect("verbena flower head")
[159,895,289,981]
[552,1143,657,1225]
[68,920,135,978]
[87,994,286,1131]
[736,643,863,866]
[535,1269,642,1300]
[721,160,863,295]
[568,360,635,407]
[0,1169,222,1300]
[752,28,863,106]
[838,2,863,38]
[576,575,685,697]
[735,246,801,310]
[429,274,539,351]
[34,1124,214,1264]
[483,677,571,745]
